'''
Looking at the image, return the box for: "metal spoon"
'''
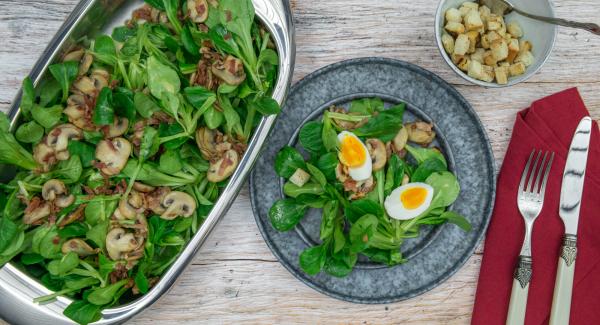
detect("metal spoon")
[479,0,600,36]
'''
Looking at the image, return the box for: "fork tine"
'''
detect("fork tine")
[539,152,555,201]
[526,150,542,193]
[519,150,536,194]
[533,151,549,194]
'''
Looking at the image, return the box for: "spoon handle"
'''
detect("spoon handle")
[513,8,600,36]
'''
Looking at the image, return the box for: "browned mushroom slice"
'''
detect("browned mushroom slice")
[145,187,171,215]
[91,69,110,90]
[107,117,129,138]
[405,121,436,145]
[63,49,85,62]
[207,149,239,183]
[33,141,56,173]
[133,182,155,193]
[95,138,132,175]
[62,238,98,257]
[391,127,409,152]
[42,179,75,208]
[72,76,96,95]
[23,199,51,225]
[58,205,86,227]
[366,139,387,171]
[160,191,197,220]
[195,127,217,160]
[187,0,209,23]
[211,56,246,86]
[106,228,138,261]
[79,52,94,75]
[46,124,83,155]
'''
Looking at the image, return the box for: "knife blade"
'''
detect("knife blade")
[559,116,592,234]
[549,116,593,325]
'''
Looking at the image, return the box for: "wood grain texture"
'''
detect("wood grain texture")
[0,0,599,324]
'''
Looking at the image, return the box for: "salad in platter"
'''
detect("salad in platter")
[0,0,279,323]
[269,98,472,277]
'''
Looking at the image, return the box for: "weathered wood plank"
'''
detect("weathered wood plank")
[0,0,599,324]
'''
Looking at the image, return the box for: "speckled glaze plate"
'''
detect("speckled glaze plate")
[249,58,496,304]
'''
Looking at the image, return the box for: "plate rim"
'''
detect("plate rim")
[249,57,497,304]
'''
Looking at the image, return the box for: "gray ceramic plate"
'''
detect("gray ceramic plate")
[249,57,496,304]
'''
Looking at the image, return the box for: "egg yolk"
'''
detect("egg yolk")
[400,187,428,210]
[339,135,366,168]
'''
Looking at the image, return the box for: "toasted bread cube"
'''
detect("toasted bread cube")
[441,33,455,54]
[499,61,510,67]
[481,34,490,49]
[467,59,484,80]
[509,62,526,76]
[445,8,462,23]
[515,50,535,67]
[479,5,491,23]
[491,39,508,61]
[481,65,495,82]
[454,34,470,55]
[290,168,311,187]
[507,21,523,38]
[519,40,532,54]
[457,55,471,72]
[471,48,485,63]
[451,53,464,64]
[466,31,479,53]
[483,50,497,66]
[494,66,509,84]
[445,21,465,35]
[464,9,484,31]
[506,38,520,63]
[487,14,503,31]
[459,1,479,16]
[487,31,502,43]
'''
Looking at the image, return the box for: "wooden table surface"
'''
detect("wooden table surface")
[1,0,599,324]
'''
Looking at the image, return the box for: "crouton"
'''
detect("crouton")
[441,33,455,54]
[491,39,508,61]
[494,66,509,84]
[508,62,526,76]
[464,9,484,31]
[445,8,462,23]
[454,34,470,55]
[445,21,465,35]
[507,21,523,38]
[289,168,311,187]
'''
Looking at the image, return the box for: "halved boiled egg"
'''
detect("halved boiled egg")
[384,183,434,220]
[337,131,372,181]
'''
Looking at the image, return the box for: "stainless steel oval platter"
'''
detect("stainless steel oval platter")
[0,0,295,324]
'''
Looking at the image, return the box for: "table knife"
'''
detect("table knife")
[549,116,593,325]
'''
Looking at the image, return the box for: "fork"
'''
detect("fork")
[506,150,555,325]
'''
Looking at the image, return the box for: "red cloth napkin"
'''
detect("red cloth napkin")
[472,88,600,325]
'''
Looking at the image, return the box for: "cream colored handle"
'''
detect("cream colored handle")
[506,255,532,325]
[549,235,577,325]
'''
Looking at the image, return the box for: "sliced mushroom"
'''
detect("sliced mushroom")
[195,127,217,160]
[63,49,85,62]
[107,117,129,138]
[42,179,67,201]
[145,187,171,215]
[349,176,376,200]
[187,0,209,23]
[133,182,155,193]
[211,56,246,86]
[106,228,138,261]
[47,124,83,154]
[62,238,98,257]
[79,52,94,75]
[118,191,145,220]
[23,198,51,225]
[402,174,410,186]
[95,138,132,175]
[207,149,239,183]
[160,191,197,220]
[405,121,436,145]
[392,127,409,152]
[335,163,349,183]
[366,139,387,171]
[58,205,86,227]
[90,69,110,90]
[72,76,96,95]
[33,142,56,172]
[55,194,75,208]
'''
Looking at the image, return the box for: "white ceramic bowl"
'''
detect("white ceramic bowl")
[435,0,557,87]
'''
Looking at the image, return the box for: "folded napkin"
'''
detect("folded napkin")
[472,88,600,325]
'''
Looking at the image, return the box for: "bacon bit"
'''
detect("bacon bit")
[52,236,60,245]
[225,10,232,22]
[224,33,232,41]
[109,263,129,284]
[132,5,153,21]
[25,197,43,214]
[48,214,57,225]
[197,3,207,15]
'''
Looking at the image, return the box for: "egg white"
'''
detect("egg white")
[337,131,372,181]
[384,183,434,220]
